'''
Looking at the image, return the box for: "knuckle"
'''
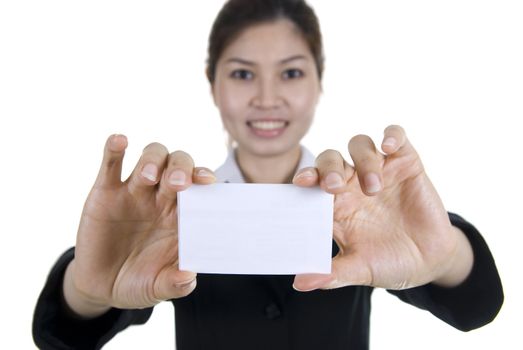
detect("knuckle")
[170,150,194,166]
[171,150,190,158]
[104,157,119,169]
[317,149,342,162]
[318,148,339,156]
[143,142,169,155]
[319,158,341,169]
[385,124,405,135]
[350,134,371,145]
[349,135,375,156]
[143,142,159,151]
[357,155,375,166]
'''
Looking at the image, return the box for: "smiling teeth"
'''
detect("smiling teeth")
[249,121,287,130]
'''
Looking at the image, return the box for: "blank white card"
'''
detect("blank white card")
[177,183,333,275]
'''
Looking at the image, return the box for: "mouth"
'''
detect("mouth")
[246,120,289,138]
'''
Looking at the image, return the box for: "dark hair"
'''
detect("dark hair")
[206,0,324,83]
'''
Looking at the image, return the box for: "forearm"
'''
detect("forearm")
[432,225,474,288]
[63,259,111,319]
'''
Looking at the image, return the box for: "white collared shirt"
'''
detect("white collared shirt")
[214,146,316,183]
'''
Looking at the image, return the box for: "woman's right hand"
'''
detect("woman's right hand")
[63,134,216,318]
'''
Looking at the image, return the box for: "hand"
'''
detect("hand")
[63,134,216,317]
[292,125,473,291]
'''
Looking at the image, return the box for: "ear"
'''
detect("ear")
[206,68,218,106]
[210,84,218,107]
[205,67,212,83]
[315,80,323,106]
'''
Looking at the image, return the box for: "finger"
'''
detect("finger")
[127,142,169,195]
[293,273,335,292]
[154,267,197,300]
[315,149,349,194]
[292,167,319,187]
[293,254,372,291]
[157,150,195,201]
[193,167,217,185]
[381,124,408,155]
[348,135,384,195]
[94,134,128,188]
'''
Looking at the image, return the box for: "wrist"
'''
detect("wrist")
[432,226,474,288]
[62,260,111,319]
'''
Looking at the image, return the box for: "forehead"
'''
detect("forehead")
[220,19,312,63]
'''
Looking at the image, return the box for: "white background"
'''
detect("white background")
[1,0,521,348]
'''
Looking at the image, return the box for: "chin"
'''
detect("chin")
[240,139,300,158]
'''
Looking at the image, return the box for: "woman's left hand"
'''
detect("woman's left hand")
[292,125,473,291]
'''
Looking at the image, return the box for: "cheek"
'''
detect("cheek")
[215,83,250,122]
[290,84,319,119]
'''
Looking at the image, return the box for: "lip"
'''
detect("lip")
[246,117,289,123]
[246,119,289,139]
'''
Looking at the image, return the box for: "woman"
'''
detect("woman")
[33,0,503,349]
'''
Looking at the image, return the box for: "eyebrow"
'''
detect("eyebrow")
[225,55,308,66]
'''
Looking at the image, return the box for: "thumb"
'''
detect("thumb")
[293,254,372,291]
[329,254,373,288]
[154,266,197,301]
[293,273,336,292]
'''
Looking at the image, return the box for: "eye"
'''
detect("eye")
[230,69,254,80]
[282,68,304,80]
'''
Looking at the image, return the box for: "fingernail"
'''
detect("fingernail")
[110,134,127,149]
[292,284,316,292]
[141,164,158,182]
[294,169,316,180]
[382,137,396,149]
[169,170,186,186]
[176,278,197,290]
[196,169,215,178]
[364,173,381,194]
[325,172,344,189]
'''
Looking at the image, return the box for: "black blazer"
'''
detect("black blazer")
[33,213,503,350]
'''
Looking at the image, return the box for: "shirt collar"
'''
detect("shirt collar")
[214,146,316,184]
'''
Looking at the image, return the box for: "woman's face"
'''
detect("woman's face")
[212,19,321,158]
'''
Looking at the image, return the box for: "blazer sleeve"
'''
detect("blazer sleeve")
[32,247,153,350]
[387,212,504,331]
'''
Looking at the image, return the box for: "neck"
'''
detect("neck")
[235,146,302,184]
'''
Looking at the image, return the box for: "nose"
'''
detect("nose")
[251,75,283,110]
